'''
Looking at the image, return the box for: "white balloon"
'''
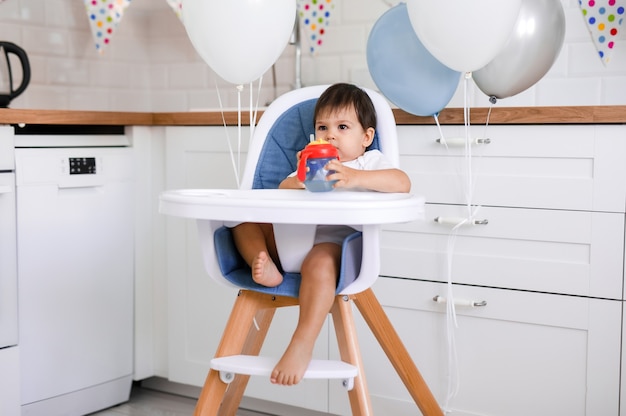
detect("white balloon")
[406,0,523,73]
[183,0,296,85]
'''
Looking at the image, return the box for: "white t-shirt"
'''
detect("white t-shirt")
[341,149,394,171]
[333,149,394,192]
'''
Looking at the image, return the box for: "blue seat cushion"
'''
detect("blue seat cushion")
[214,226,362,298]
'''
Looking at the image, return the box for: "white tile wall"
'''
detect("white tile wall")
[0,0,624,111]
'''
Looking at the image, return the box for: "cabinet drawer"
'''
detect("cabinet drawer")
[381,204,624,299]
[398,124,626,212]
[329,278,621,416]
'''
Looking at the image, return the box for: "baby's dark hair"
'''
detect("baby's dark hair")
[314,83,377,131]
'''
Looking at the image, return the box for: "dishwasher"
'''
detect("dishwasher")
[15,125,134,416]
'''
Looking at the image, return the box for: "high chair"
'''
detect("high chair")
[159,85,442,415]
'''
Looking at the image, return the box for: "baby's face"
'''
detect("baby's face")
[314,105,374,162]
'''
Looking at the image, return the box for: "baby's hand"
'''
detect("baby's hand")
[279,174,305,189]
[325,160,360,189]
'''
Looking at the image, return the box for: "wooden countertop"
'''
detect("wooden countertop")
[0,106,625,126]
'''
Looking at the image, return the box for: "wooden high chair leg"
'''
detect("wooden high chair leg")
[195,288,441,416]
[194,290,298,416]
[352,288,444,416]
[331,295,374,415]
[217,307,275,416]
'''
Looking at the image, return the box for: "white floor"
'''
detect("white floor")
[88,384,267,416]
[88,379,338,416]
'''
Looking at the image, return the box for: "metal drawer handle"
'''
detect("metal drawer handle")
[433,295,487,308]
[434,216,489,226]
[436,137,491,146]
[57,183,104,189]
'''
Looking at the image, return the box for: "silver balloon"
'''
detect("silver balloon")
[473,0,565,100]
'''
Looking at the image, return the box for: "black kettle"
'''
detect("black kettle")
[0,41,30,108]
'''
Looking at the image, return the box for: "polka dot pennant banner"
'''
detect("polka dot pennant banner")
[166,0,183,22]
[579,0,625,66]
[297,0,334,55]
[83,0,131,54]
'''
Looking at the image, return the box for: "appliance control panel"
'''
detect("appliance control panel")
[69,157,96,175]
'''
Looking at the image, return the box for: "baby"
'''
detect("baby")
[231,83,410,385]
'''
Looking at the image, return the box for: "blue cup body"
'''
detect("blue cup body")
[304,157,337,192]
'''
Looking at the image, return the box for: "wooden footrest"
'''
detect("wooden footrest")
[210,355,358,389]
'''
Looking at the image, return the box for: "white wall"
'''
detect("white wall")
[0,0,624,111]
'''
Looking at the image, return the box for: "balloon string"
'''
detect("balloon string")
[255,75,263,119]
[249,76,263,142]
[483,100,494,138]
[463,72,473,215]
[215,79,240,188]
[433,113,447,149]
[249,82,253,138]
[237,84,244,185]
[442,219,465,412]
[442,72,479,411]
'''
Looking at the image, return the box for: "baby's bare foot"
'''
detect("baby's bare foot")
[252,251,283,287]
[270,341,312,386]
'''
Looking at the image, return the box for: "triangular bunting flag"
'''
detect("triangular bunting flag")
[84,0,131,54]
[579,0,625,66]
[297,0,334,55]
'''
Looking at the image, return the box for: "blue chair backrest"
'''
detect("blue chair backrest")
[252,98,381,190]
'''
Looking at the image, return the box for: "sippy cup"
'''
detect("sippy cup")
[297,137,339,192]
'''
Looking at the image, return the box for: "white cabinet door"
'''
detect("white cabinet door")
[165,126,245,387]
[381,204,624,299]
[622,299,626,416]
[399,124,626,212]
[0,173,17,349]
[0,346,20,416]
[329,277,621,416]
[164,126,333,412]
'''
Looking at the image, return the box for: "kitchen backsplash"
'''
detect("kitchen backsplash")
[0,0,624,111]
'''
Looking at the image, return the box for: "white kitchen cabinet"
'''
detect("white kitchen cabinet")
[622,298,626,416]
[348,124,625,415]
[0,346,20,416]
[164,126,243,387]
[330,278,621,416]
[381,204,624,299]
[401,124,626,212]
[130,126,168,380]
[160,123,626,415]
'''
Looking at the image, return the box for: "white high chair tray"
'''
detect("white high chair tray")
[159,189,425,225]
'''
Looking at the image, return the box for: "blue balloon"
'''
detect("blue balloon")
[367,3,461,117]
